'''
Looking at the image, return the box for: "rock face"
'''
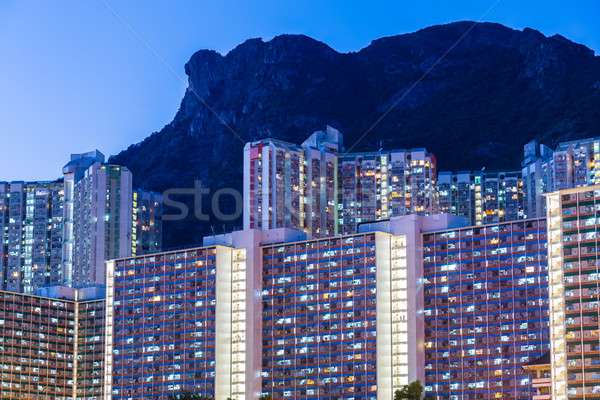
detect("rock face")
[111,21,600,247]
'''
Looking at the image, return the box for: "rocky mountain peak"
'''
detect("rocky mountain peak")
[111,21,600,247]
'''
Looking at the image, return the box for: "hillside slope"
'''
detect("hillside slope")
[111,21,600,246]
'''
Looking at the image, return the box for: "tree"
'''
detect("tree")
[169,392,213,400]
[394,380,424,400]
[259,395,272,400]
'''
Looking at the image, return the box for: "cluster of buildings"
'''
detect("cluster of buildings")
[4,127,600,400]
[245,127,600,236]
[0,150,162,294]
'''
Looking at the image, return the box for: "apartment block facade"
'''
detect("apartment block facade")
[522,137,600,219]
[422,218,549,399]
[105,241,264,400]
[261,232,384,399]
[338,148,437,235]
[546,186,600,399]
[62,151,162,290]
[244,127,438,238]
[0,287,105,400]
[437,170,525,226]
[131,189,162,257]
[244,129,340,238]
[76,296,107,400]
[0,181,64,294]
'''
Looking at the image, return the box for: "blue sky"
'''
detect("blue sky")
[0,0,598,180]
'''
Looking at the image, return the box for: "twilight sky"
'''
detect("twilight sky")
[0,0,598,181]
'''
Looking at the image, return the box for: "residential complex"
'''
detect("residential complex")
[0,286,105,400]
[103,216,462,399]
[0,150,163,296]
[63,151,134,288]
[244,126,438,239]
[105,214,553,400]
[0,195,597,399]
[246,129,600,240]
[522,137,600,219]
[422,218,549,399]
[546,186,600,399]
[437,170,525,226]
[131,189,162,256]
[8,128,600,400]
[0,181,64,293]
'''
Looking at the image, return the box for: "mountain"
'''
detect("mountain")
[110,21,600,247]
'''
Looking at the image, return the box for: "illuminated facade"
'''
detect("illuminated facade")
[422,218,550,399]
[105,236,264,400]
[437,170,525,226]
[0,211,567,400]
[522,137,600,219]
[339,148,437,235]
[244,127,438,238]
[244,127,340,238]
[131,189,162,256]
[257,215,463,399]
[63,151,134,288]
[260,232,382,399]
[0,181,64,294]
[76,296,107,400]
[0,287,105,400]
[104,217,461,400]
[546,187,600,399]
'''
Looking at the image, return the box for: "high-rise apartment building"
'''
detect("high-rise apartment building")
[0,211,564,400]
[244,127,438,238]
[437,170,525,226]
[132,189,162,256]
[244,128,340,238]
[63,151,133,287]
[62,151,162,289]
[437,171,474,220]
[0,151,162,295]
[339,148,437,234]
[422,218,549,399]
[521,139,554,220]
[546,186,600,399]
[103,215,464,399]
[0,181,64,293]
[522,137,600,219]
[0,286,105,400]
[105,229,279,400]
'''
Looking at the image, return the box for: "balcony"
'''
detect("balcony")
[531,377,551,388]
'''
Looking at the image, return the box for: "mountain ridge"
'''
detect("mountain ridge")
[111,21,600,246]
